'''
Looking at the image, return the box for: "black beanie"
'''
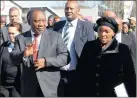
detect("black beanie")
[96,16,118,33]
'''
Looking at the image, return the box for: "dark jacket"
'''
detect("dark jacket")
[0,46,17,87]
[54,19,95,58]
[75,38,136,97]
[46,26,54,30]
[11,29,69,97]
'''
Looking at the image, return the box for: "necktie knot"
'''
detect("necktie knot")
[33,34,40,38]
[67,22,73,27]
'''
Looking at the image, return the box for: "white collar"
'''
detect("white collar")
[31,30,43,37]
[31,30,35,36]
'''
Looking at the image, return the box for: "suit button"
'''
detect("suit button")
[96,64,100,67]
[97,92,99,96]
[96,73,99,77]
[96,83,99,86]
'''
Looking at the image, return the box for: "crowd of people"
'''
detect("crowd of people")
[0,0,136,97]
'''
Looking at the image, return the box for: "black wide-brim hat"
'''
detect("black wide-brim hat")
[95,16,118,33]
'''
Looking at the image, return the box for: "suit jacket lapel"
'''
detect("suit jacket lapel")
[74,19,83,41]
[59,20,66,33]
[59,28,63,34]
[38,29,49,58]
[73,19,83,57]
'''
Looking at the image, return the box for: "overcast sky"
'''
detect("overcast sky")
[13,1,101,8]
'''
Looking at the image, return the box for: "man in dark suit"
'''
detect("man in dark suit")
[1,7,30,44]
[11,9,70,97]
[53,1,95,97]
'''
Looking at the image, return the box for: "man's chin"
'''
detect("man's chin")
[33,29,45,34]
[11,21,19,23]
[37,30,45,33]
[101,40,107,44]
[66,17,73,21]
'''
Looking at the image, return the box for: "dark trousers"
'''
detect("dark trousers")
[0,86,20,97]
[36,83,44,97]
[14,65,21,95]
[60,70,76,97]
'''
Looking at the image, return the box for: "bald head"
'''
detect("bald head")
[0,16,6,28]
[65,0,80,21]
[115,17,123,32]
[1,16,6,22]
[31,9,46,20]
[27,9,35,25]
[9,7,20,23]
[30,9,46,35]
[103,10,116,18]
[66,0,79,9]
[9,7,20,14]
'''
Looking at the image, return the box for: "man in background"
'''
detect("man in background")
[94,10,117,32]
[0,15,7,28]
[46,15,55,30]
[128,17,136,37]
[1,7,30,43]
[115,17,136,69]
[54,16,61,23]
[103,10,116,18]
[54,1,95,96]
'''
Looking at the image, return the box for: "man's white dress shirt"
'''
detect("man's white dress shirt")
[60,18,78,71]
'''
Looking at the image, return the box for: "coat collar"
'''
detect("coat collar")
[96,38,119,54]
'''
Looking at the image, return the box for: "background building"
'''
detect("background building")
[1,0,136,23]
[1,1,100,23]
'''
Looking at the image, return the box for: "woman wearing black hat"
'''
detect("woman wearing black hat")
[75,17,136,97]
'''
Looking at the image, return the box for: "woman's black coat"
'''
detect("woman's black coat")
[75,38,136,97]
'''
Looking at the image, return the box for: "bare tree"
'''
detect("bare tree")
[131,1,136,17]
[99,1,136,19]
[99,1,124,18]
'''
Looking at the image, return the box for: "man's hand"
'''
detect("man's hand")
[24,44,34,57]
[34,58,46,70]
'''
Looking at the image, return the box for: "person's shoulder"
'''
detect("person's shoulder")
[47,30,63,43]
[21,23,31,32]
[15,33,24,40]
[0,26,8,32]
[129,31,135,36]
[47,29,61,36]
[78,19,90,23]
[21,23,29,26]
[54,20,66,26]
[53,20,66,31]
[119,43,130,52]
[16,30,30,38]
[79,19,94,28]
[85,39,97,46]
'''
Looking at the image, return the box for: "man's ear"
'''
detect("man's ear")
[78,8,80,13]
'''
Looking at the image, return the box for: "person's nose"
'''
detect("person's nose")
[68,8,71,12]
[38,20,45,26]
[101,32,106,36]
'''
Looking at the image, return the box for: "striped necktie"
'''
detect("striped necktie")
[63,22,72,45]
